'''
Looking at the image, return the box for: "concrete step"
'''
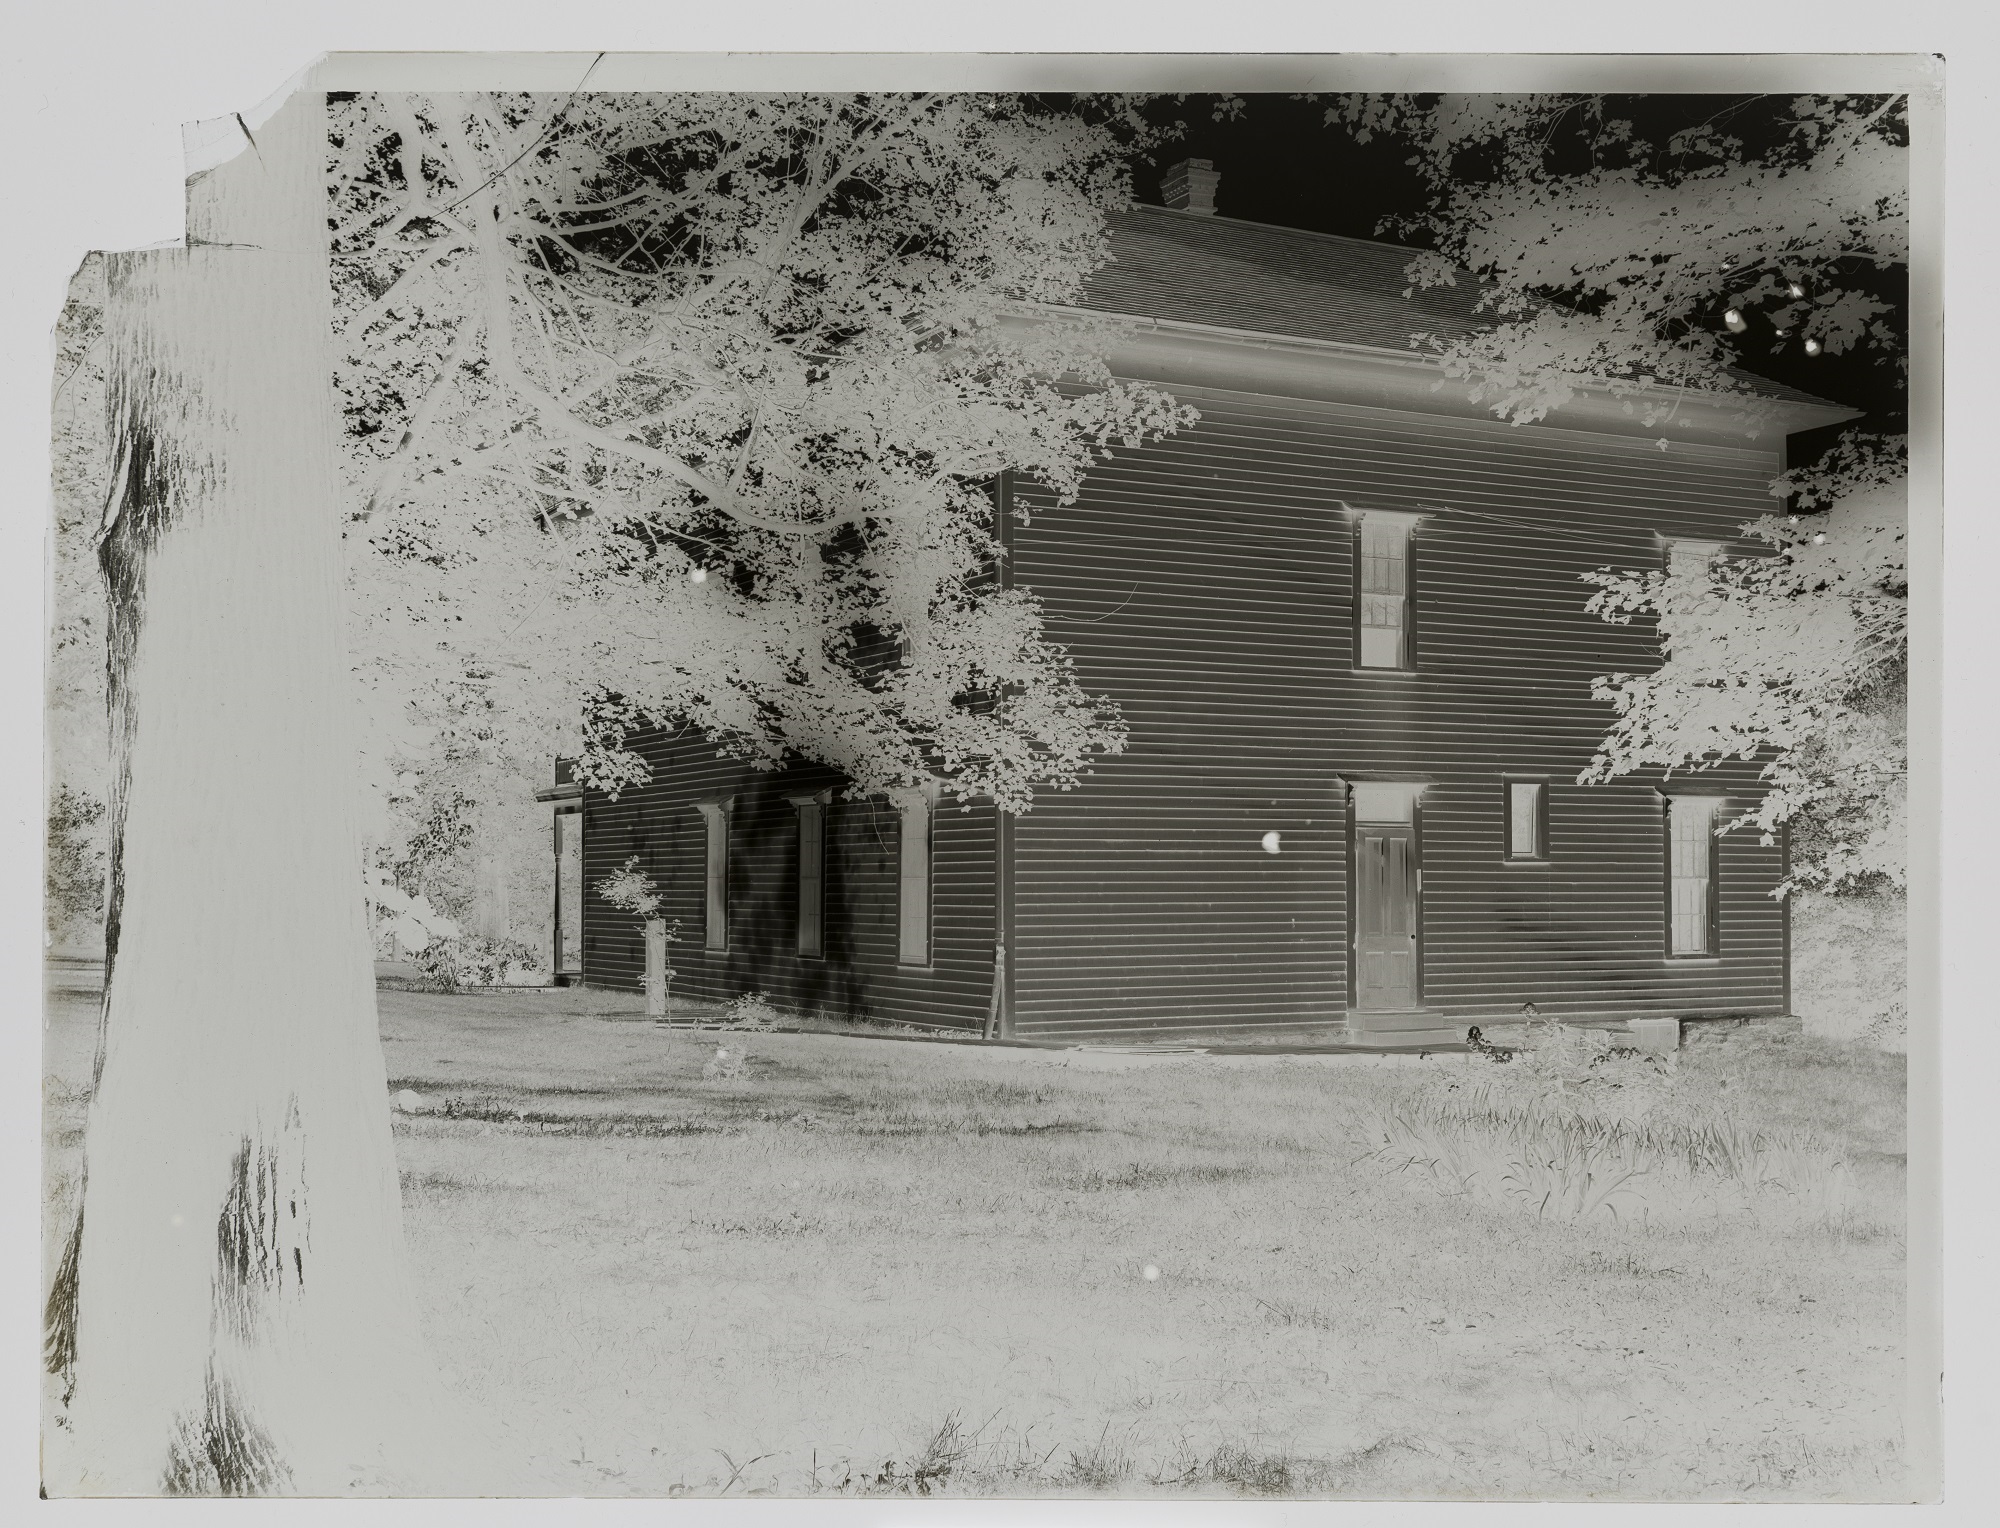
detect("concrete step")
[1341,1026,1467,1051]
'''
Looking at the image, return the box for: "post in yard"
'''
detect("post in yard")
[645,917,670,1019]
[984,938,1007,1040]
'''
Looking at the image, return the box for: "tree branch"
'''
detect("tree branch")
[358,317,480,520]
[338,232,471,345]
[471,199,832,538]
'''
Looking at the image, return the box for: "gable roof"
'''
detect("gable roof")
[1080,205,1837,410]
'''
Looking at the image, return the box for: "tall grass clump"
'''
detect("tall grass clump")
[1371,1016,1854,1224]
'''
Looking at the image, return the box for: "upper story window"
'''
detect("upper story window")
[1355,511,1420,670]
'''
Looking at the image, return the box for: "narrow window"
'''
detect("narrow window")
[1356,513,1416,669]
[1506,781,1546,861]
[891,787,934,967]
[695,798,733,952]
[787,792,829,958]
[1667,795,1721,956]
[553,804,583,975]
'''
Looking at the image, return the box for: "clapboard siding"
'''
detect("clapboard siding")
[1002,382,1787,1036]
[575,377,1789,1040]
[578,730,998,1030]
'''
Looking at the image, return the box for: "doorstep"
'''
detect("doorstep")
[1343,1008,1466,1049]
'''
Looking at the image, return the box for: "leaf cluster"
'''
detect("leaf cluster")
[328,92,1195,821]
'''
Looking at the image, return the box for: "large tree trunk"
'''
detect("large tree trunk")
[47,89,478,1496]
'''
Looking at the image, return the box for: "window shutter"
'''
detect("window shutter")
[890,786,936,967]
[695,798,734,952]
[553,806,583,973]
[786,791,829,958]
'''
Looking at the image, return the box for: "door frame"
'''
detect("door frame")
[536,769,587,984]
[552,799,585,980]
[1343,778,1428,1013]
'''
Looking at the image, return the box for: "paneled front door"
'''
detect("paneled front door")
[1354,821,1420,1011]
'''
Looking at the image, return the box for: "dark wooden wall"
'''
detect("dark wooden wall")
[577,381,1790,1039]
[578,732,1000,1029]
[1002,383,1788,1036]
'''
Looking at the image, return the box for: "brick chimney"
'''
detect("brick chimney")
[1160,158,1220,215]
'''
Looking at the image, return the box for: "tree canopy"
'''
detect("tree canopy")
[1328,93,1911,890]
[329,92,1192,829]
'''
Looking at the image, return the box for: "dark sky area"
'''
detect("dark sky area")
[1131,94,1435,242]
[1128,94,1905,437]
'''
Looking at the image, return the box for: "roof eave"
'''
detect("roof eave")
[1011,303,1862,444]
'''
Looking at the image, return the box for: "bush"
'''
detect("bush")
[1473,1012,1684,1125]
[1791,889,1906,1050]
[722,991,785,1030]
[594,856,662,918]
[416,934,545,990]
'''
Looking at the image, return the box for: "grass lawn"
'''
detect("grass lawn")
[42,985,1909,1500]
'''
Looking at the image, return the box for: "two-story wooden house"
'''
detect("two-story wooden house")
[548,174,1856,1044]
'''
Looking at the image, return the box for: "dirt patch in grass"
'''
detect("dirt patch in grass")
[1051,1160,1264,1192]
[406,1097,739,1138]
[854,1113,1101,1139]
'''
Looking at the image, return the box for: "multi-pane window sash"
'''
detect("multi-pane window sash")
[1357,514,1413,669]
[1667,796,1721,955]
[1507,782,1545,860]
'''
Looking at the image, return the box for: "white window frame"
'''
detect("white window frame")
[1666,794,1723,957]
[1354,510,1422,671]
[694,797,734,952]
[785,790,831,958]
[888,783,939,968]
[1505,780,1547,862]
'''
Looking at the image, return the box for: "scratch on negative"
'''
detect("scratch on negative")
[1057,582,1140,627]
